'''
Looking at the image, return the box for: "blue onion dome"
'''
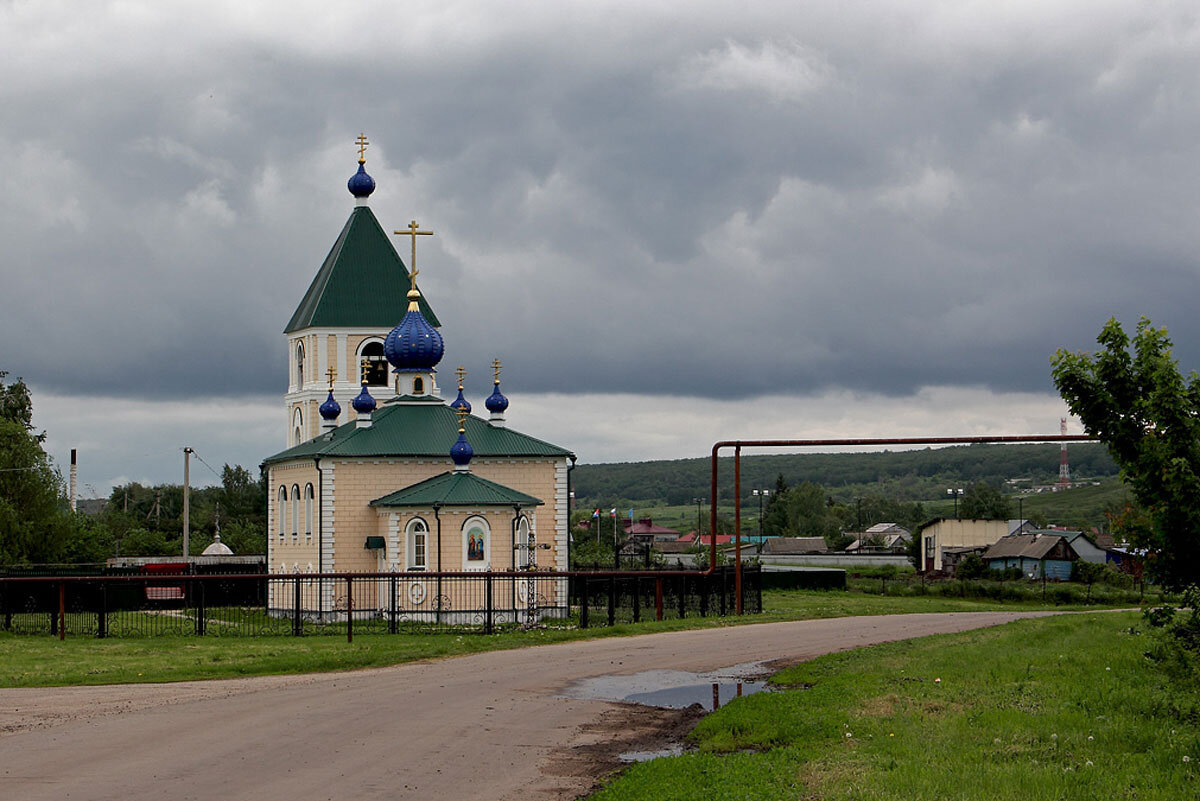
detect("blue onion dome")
[485,381,509,413]
[449,387,472,414]
[319,389,342,420]
[347,162,376,199]
[384,289,445,371]
[450,430,474,468]
[352,383,377,414]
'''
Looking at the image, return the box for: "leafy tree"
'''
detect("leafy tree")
[959,482,1012,520]
[0,373,78,564]
[1052,317,1200,590]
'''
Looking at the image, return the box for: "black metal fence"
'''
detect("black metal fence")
[0,567,759,640]
[571,566,761,627]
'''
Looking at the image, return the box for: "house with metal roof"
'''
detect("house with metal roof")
[983,534,1079,580]
[262,140,575,620]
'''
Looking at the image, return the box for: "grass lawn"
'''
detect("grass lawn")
[0,589,1137,688]
[586,612,1198,801]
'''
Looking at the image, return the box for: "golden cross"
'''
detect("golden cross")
[456,365,467,390]
[356,133,369,164]
[325,366,337,389]
[491,358,503,383]
[456,406,469,433]
[393,220,434,292]
[360,358,371,384]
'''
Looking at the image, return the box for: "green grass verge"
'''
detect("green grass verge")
[0,589,1136,688]
[586,612,1199,801]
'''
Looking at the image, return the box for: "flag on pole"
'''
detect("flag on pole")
[592,508,600,518]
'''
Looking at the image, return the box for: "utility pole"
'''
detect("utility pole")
[183,447,194,557]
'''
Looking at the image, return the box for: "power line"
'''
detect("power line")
[188,449,224,482]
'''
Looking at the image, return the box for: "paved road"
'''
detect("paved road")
[0,611,1065,800]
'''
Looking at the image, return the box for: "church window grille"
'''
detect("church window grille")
[295,342,305,388]
[290,485,300,536]
[277,487,287,536]
[516,516,531,569]
[358,340,388,386]
[406,518,429,571]
[304,484,314,536]
[413,376,424,395]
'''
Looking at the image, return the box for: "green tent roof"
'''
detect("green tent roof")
[262,402,573,465]
[285,206,440,332]
[370,471,542,508]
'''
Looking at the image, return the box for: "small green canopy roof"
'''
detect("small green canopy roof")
[371,471,542,508]
[286,206,440,332]
[262,402,573,465]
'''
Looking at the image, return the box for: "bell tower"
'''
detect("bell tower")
[282,135,441,445]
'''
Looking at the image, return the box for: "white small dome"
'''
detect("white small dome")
[201,533,234,556]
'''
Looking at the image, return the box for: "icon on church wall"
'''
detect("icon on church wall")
[467,527,485,561]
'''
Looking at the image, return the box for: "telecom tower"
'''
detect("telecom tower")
[1057,417,1071,490]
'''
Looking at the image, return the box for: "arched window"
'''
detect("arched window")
[462,516,490,570]
[358,340,388,386]
[304,483,314,536]
[412,376,425,395]
[293,407,304,447]
[516,516,531,569]
[406,517,429,571]
[296,342,305,388]
[290,485,300,535]
[277,486,287,536]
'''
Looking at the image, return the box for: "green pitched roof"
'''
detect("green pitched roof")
[370,471,542,508]
[285,206,440,333]
[262,402,573,465]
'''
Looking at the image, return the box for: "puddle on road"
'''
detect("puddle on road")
[562,661,774,712]
[618,744,687,763]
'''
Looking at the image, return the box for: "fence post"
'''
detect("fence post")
[607,575,616,626]
[632,576,640,623]
[293,575,302,637]
[655,578,663,621]
[97,581,107,639]
[755,566,762,613]
[719,567,727,617]
[389,574,398,635]
[580,579,589,629]
[346,577,354,644]
[195,580,206,636]
[58,581,65,641]
[485,572,494,635]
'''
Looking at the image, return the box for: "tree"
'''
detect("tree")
[1052,318,1200,590]
[0,372,77,564]
[959,482,1012,520]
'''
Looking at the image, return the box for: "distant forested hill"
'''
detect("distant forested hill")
[573,443,1118,505]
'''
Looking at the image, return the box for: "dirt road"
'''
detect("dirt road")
[0,611,1064,800]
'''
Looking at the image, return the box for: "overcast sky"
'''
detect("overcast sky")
[4,1,1199,494]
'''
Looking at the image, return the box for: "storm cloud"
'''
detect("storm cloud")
[4,2,1199,488]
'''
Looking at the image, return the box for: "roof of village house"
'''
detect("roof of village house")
[285,206,441,332]
[760,537,828,555]
[865,522,909,535]
[677,532,735,545]
[984,534,1072,561]
[369,470,542,508]
[263,403,573,465]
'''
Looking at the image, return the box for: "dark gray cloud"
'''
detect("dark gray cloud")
[5,2,1200,413]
